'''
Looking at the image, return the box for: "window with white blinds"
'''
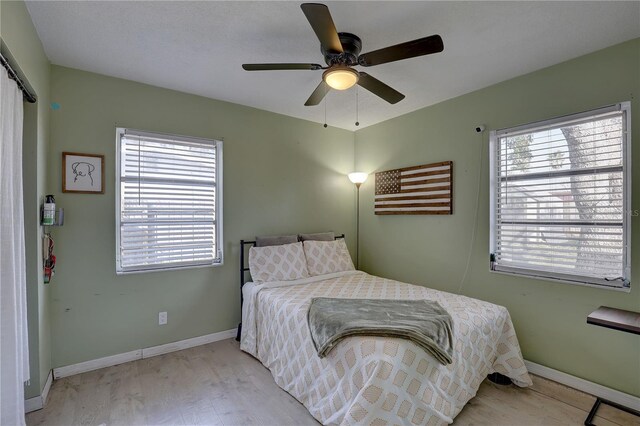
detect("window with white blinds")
[116,128,222,274]
[489,103,631,289]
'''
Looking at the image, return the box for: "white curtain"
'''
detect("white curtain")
[0,67,29,426]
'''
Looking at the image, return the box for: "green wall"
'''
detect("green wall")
[355,39,640,396]
[48,65,356,367]
[0,0,52,399]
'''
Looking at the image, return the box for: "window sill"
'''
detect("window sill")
[117,260,224,275]
[488,268,631,293]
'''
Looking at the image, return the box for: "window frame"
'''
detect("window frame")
[115,127,223,274]
[489,102,631,290]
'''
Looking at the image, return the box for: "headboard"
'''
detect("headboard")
[236,234,345,341]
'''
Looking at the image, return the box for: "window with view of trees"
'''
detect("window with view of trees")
[489,103,631,289]
[116,128,222,274]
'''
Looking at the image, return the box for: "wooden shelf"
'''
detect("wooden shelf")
[587,306,640,335]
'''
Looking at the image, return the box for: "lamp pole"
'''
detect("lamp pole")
[355,182,361,269]
[348,172,368,270]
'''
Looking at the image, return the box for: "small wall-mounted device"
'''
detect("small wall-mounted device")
[475,125,486,133]
[42,195,56,225]
[41,194,63,284]
[41,208,64,227]
[40,194,64,227]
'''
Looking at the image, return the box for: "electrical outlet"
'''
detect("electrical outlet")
[158,311,167,325]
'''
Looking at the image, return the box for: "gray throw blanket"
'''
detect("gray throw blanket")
[308,298,454,365]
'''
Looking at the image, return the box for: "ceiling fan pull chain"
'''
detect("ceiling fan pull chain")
[323,97,328,128]
[355,86,359,127]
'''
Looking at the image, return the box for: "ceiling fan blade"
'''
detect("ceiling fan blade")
[358,35,444,67]
[357,72,405,104]
[304,81,330,106]
[242,63,323,71]
[300,3,343,53]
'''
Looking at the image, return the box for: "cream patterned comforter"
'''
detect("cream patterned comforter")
[241,271,532,425]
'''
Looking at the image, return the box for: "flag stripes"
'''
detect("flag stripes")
[375,161,452,215]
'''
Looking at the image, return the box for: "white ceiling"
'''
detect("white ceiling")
[25,1,640,131]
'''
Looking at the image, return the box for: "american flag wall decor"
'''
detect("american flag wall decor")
[375,161,453,215]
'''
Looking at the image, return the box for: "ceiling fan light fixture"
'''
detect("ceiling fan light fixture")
[323,66,359,90]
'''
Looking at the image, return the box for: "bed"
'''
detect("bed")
[238,236,532,425]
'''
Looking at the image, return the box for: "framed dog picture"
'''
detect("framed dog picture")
[62,152,105,194]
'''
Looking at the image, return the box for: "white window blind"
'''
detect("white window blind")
[116,128,222,274]
[489,103,631,289]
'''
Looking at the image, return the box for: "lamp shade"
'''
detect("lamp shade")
[348,172,368,185]
[323,67,359,90]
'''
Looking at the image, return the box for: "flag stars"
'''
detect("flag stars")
[375,170,401,195]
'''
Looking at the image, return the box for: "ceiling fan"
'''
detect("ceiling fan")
[242,3,444,106]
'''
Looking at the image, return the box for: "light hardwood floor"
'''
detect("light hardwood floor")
[26,339,638,426]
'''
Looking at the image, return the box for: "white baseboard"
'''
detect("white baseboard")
[142,329,236,358]
[525,360,640,411]
[24,395,42,413]
[24,370,53,413]
[53,349,142,379]
[41,369,53,407]
[52,329,236,379]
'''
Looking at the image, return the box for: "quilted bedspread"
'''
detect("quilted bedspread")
[241,271,532,425]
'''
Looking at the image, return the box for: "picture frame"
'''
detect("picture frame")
[62,152,105,194]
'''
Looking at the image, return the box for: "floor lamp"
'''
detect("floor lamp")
[348,172,368,269]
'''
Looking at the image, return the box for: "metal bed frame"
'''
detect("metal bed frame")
[235,234,345,341]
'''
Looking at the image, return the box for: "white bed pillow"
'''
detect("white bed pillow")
[248,242,309,283]
[303,239,355,276]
